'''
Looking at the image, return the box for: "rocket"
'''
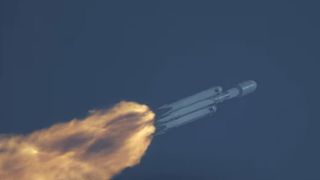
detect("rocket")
[155,80,257,135]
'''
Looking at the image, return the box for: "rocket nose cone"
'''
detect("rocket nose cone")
[238,80,258,96]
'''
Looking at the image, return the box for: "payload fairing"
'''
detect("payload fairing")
[155,80,257,135]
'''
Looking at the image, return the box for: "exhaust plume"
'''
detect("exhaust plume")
[0,101,155,180]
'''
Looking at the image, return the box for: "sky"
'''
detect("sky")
[1,0,320,179]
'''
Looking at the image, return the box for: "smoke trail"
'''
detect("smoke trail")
[0,101,155,180]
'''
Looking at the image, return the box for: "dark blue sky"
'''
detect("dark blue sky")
[1,1,320,179]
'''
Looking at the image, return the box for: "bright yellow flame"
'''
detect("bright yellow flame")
[0,101,155,180]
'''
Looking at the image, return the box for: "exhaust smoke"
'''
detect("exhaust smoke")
[0,101,155,180]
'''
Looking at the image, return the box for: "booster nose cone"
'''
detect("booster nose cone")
[237,80,257,96]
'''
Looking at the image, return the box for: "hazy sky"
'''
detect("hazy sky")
[1,1,320,179]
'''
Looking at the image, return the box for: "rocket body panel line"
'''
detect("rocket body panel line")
[159,86,222,113]
[156,107,215,134]
[157,99,217,123]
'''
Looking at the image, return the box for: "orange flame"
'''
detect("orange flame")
[0,101,155,180]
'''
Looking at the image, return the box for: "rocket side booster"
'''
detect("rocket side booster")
[155,80,257,135]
